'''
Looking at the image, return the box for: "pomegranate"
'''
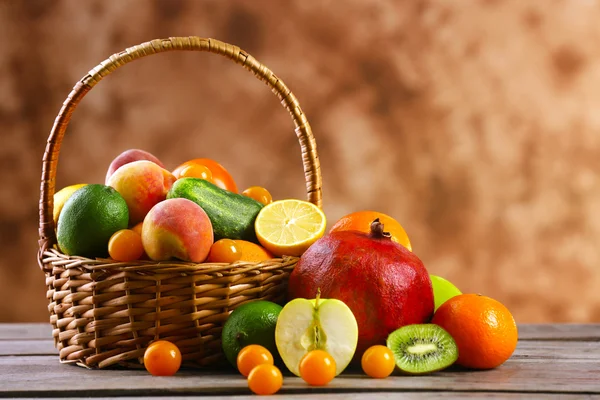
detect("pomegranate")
[287,219,434,356]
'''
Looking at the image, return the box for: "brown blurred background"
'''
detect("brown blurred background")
[1,0,600,323]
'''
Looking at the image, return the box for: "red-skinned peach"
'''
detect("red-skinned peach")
[142,198,214,262]
[105,149,164,184]
[107,160,176,225]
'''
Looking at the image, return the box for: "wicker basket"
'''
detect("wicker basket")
[37,37,322,369]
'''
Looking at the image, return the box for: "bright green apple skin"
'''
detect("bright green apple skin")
[430,275,462,311]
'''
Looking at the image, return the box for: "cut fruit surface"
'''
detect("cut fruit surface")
[275,297,358,376]
[386,324,458,374]
[255,199,326,256]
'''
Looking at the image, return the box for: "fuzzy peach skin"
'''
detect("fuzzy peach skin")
[142,198,214,262]
[105,149,164,184]
[107,160,177,225]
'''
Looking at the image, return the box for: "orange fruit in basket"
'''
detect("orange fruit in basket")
[207,239,274,263]
[176,163,214,183]
[108,229,144,262]
[329,211,412,251]
[173,158,238,193]
[236,240,274,262]
[131,222,144,235]
[207,239,242,263]
[431,294,518,369]
[242,186,273,205]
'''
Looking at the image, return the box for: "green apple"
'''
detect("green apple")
[430,275,462,311]
[275,293,358,376]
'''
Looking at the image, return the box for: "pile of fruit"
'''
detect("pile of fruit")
[53,149,326,263]
[54,148,518,395]
[142,292,516,396]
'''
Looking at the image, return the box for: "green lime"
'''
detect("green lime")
[222,300,283,368]
[57,184,129,258]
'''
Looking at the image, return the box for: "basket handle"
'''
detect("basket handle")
[38,37,322,258]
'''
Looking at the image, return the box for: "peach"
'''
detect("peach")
[142,198,214,262]
[105,149,165,184]
[107,160,176,225]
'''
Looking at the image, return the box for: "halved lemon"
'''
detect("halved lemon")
[255,199,326,257]
[53,183,88,225]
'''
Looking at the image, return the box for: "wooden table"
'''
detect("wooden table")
[1,323,599,399]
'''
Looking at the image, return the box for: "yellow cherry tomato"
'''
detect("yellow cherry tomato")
[143,340,182,376]
[178,164,214,183]
[108,229,144,261]
[248,364,283,395]
[242,186,273,205]
[361,345,395,378]
[207,239,242,263]
[237,344,274,377]
[299,349,336,386]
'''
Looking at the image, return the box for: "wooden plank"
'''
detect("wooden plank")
[10,394,594,400]
[1,323,599,342]
[0,338,593,360]
[0,355,598,395]
[518,324,600,341]
[0,340,56,356]
[514,340,600,360]
[0,323,52,340]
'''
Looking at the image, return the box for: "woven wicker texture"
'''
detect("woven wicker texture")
[37,37,322,368]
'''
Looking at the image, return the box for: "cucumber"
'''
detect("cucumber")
[167,177,264,242]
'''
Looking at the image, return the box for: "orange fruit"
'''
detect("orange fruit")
[143,340,182,376]
[237,344,274,377]
[176,163,214,183]
[431,294,518,369]
[361,345,395,379]
[131,222,144,236]
[206,239,273,263]
[172,158,238,193]
[329,211,411,251]
[235,240,274,262]
[207,239,242,263]
[299,349,336,386]
[108,229,144,261]
[242,186,273,205]
[247,364,283,395]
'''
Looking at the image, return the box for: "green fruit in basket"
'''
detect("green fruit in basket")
[222,300,283,368]
[386,324,458,374]
[430,275,462,311]
[167,178,263,242]
[57,184,129,258]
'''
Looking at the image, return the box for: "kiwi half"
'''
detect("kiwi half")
[386,324,458,374]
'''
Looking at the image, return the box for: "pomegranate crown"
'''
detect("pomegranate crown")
[369,218,392,239]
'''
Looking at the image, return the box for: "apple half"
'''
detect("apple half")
[275,293,358,376]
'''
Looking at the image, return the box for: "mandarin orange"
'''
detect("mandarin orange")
[329,211,411,251]
[431,294,518,369]
[235,240,274,262]
[172,158,238,193]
